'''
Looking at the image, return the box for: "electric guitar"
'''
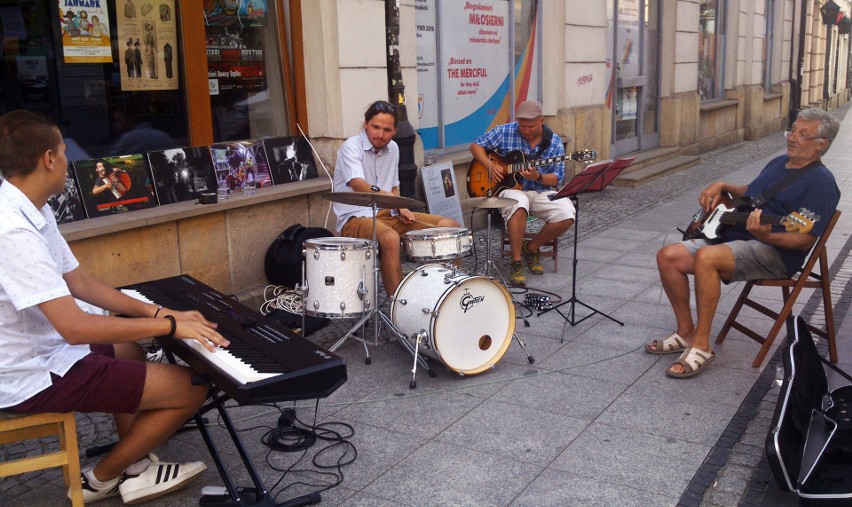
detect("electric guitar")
[466,148,597,197]
[683,201,818,240]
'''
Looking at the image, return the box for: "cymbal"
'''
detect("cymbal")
[461,196,518,209]
[321,191,425,210]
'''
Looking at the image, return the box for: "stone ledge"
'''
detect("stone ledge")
[700,99,739,112]
[60,178,332,242]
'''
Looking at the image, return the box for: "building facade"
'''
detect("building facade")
[0,0,847,299]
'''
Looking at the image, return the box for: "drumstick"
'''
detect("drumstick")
[410,218,440,227]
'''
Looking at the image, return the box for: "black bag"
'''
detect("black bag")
[264,224,332,287]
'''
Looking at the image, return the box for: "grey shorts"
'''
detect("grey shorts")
[681,238,787,282]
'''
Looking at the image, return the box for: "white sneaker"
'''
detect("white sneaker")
[70,465,121,503]
[119,455,207,505]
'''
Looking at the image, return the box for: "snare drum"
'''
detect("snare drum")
[402,227,472,261]
[304,237,374,318]
[391,263,515,374]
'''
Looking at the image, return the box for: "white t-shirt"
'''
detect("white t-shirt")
[0,181,90,408]
[332,130,400,232]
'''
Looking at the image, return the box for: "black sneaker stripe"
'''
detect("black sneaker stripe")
[156,465,165,483]
[172,464,180,480]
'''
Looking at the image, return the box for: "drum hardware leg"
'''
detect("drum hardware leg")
[409,330,427,389]
[512,333,535,364]
[300,262,307,337]
[376,311,431,375]
[329,311,373,366]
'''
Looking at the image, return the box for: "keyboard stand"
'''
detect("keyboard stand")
[163,351,320,507]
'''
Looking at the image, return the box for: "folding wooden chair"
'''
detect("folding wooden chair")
[715,210,840,368]
[0,411,83,506]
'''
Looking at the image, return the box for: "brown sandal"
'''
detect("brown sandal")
[644,333,688,355]
[666,346,715,378]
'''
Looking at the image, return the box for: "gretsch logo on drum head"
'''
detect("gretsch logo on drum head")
[459,288,485,313]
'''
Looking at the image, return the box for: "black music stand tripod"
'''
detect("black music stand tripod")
[537,159,629,329]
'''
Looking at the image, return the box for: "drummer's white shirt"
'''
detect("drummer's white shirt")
[332,130,400,232]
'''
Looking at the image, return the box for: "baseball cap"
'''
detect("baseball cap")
[516,100,543,119]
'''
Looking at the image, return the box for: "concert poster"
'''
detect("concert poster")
[147,146,217,204]
[116,0,178,91]
[205,0,268,95]
[58,0,112,63]
[74,154,158,218]
[48,165,87,224]
[261,136,319,185]
[210,140,270,192]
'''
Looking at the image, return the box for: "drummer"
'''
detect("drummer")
[333,100,459,297]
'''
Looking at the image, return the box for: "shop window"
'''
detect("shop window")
[415,0,542,152]
[698,0,727,100]
[0,1,189,161]
[204,1,291,142]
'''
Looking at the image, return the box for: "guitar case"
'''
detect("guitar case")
[766,316,852,505]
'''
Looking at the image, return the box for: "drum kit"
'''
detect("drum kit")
[301,191,533,388]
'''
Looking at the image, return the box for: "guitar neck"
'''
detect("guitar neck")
[720,211,783,226]
[507,155,570,173]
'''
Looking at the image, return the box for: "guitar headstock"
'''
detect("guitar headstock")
[570,149,597,164]
[782,208,820,234]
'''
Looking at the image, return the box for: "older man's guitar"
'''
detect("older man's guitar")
[683,201,818,240]
[466,148,597,197]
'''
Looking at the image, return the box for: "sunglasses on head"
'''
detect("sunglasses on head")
[372,102,397,115]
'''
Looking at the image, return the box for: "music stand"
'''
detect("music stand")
[537,157,635,328]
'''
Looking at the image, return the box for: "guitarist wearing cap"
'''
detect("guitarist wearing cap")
[646,107,841,378]
[469,100,576,287]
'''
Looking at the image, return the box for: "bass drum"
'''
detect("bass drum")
[391,264,515,375]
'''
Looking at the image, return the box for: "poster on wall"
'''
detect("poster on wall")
[205,25,267,93]
[204,0,268,95]
[204,0,267,26]
[116,0,179,91]
[416,0,514,150]
[58,1,112,63]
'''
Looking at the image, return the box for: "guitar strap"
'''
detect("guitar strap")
[750,159,821,208]
[531,125,553,159]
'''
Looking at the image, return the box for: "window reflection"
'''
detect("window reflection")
[204,3,289,142]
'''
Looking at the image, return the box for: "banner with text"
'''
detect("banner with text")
[417,0,511,150]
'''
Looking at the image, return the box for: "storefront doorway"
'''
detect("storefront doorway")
[607,0,660,156]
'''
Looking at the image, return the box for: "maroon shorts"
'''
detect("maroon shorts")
[8,344,146,415]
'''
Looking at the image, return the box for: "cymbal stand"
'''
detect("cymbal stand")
[329,200,434,379]
[477,176,534,365]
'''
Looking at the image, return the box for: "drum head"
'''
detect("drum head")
[404,227,469,239]
[304,237,370,249]
[432,276,514,374]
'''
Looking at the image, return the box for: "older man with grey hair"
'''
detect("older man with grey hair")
[645,107,841,377]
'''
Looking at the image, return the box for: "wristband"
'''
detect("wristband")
[370,185,380,192]
[163,315,176,338]
[153,305,164,318]
[535,173,543,184]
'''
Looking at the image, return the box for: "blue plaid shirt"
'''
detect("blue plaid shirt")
[472,122,565,192]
